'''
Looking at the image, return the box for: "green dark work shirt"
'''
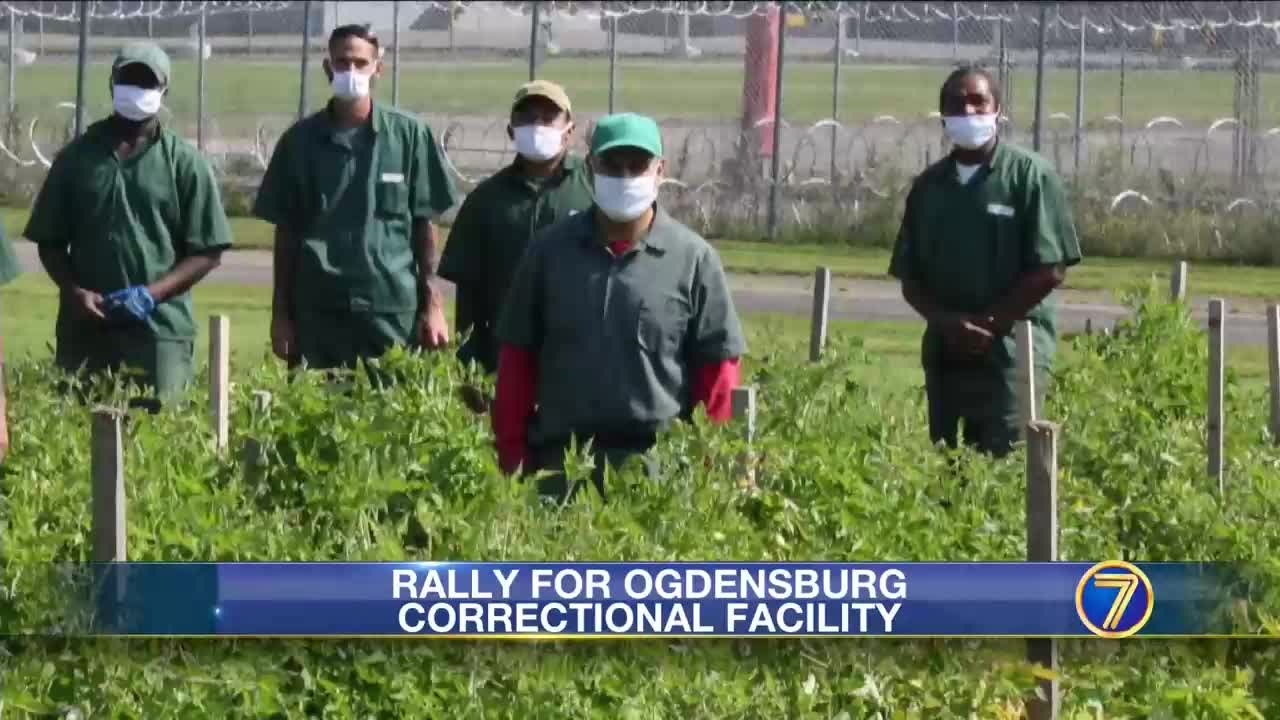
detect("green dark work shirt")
[438,154,594,371]
[888,142,1082,371]
[253,102,457,313]
[497,207,747,448]
[23,118,233,339]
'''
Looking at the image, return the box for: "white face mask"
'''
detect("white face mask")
[512,124,565,162]
[943,113,999,150]
[112,84,163,121]
[331,69,372,101]
[594,173,659,223]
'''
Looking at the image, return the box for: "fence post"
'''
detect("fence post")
[391,0,400,106]
[1170,260,1187,302]
[1032,2,1047,153]
[1025,420,1060,720]
[607,15,617,113]
[210,315,230,453]
[1208,299,1225,492]
[1015,320,1038,432]
[1268,305,1279,445]
[73,1,89,138]
[809,266,831,362]
[8,6,16,117]
[766,5,787,243]
[1073,10,1085,174]
[731,386,757,490]
[527,2,540,81]
[297,0,312,121]
[830,6,842,184]
[197,6,207,152]
[92,408,126,563]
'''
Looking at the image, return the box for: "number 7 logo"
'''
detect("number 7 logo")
[1092,573,1139,631]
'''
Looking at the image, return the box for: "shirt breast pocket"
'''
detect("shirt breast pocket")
[375,172,409,218]
[636,295,690,355]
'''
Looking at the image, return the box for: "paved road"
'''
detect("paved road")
[13,245,1273,347]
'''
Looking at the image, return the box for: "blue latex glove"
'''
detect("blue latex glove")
[103,286,156,323]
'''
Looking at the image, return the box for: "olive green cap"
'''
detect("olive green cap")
[112,41,171,86]
[590,113,663,158]
[512,80,571,114]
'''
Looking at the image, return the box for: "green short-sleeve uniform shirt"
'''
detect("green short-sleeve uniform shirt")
[497,207,747,449]
[888,141,1082,371]
[253,102,457,313]
[438,154,594,372]
[23,118,233,340]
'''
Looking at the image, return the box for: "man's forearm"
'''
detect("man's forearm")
[412,218,443,312]
[272,226,299,319]
[37,245,78,291]
[146,252,223,303]
[901,281,953,325]
[985,265,1066,333]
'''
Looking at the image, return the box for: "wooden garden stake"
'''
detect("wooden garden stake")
[1025,421,1060,720]
[809,266,831,362]
[91,408,126,563]
[1170,260,1187,302]
[731,386,757,490]
[1208,299,1225,492]
[1015,321,1037,434]
[1268,305,1279,445]
[210,315,230,453]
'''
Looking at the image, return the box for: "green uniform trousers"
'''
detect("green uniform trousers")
[924,365,1048,458]
[56,323,195,408]
[292,310,418,374]
[527,434,660,504]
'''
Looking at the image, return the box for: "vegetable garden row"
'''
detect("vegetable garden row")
[2,266,1280,718]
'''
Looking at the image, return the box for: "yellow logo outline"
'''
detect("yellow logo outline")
[1075,560,1155,639]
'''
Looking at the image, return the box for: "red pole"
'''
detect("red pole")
[742,5,780,158]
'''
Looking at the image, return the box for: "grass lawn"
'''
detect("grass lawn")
[5,57,1268,136]
[1,274,1270,392]
[3,206,1276,306]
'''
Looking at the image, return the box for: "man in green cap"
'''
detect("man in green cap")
[439,80,593,379]
[889,66,1082,458]
[492,112,746,502]
[254,24,457,374]
[25,41,232,408]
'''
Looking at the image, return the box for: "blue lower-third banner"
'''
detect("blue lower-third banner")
[19,561,1261,638]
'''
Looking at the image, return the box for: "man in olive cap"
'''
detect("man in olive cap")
[439,80,593,378]
[25,41,232,408]
[492,112,746,502]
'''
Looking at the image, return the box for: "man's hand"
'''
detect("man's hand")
[67,287,106,321]
[270,311,297,363]
[938,312,994,355]
[103,286,156,323]
[978,312,1017,340]
[417,303,450,350]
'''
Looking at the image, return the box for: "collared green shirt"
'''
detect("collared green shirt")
[889,141,1082,371]
[438,153,594,371]
[497,206,747,448]
[24,117,233,340]
[253,102,457,313]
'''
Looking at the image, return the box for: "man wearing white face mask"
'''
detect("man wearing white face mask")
[493,113,746,503]
[439,80,593,380]
[889,66,1082,458]
[254,24,456,378]
[26,42,232,409]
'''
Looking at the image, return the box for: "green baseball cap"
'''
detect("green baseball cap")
[590,113,663,158]
[112,41,171,86]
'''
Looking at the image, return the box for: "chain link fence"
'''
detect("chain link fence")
[0,1,1276,263]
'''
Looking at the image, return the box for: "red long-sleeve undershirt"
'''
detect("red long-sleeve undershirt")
[492,235,740,473]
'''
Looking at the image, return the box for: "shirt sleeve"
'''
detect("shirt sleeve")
[887,180,920,283]
[495,233,545,350]
[410,122,457,220]
[23,150,71,250]
[691,358,740,423]
[686,245,746,365]
[1024,164,1083,270]
[493,344,538,474]
[252,126,300,230]
[437,190,481,286]
[0,223,21,287]
[176,150,234,256]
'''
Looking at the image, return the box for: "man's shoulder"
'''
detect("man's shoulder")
[997,142,1058,178]
[378,104,433,136]
[532,208,594,248]
[158,126,210,166]
[652,209,712,255]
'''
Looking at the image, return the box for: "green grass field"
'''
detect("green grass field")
[6,56,1270,136]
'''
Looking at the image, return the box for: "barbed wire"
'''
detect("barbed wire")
[0,1,293,20]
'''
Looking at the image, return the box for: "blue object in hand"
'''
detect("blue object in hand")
[103,286,156,323]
